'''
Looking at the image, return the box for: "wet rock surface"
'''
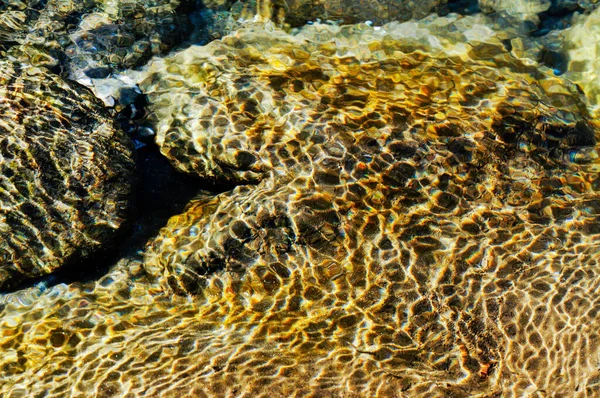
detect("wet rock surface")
[0,59,135,290]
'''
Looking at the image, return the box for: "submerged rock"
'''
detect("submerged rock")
[268,0,447,26]
[561,6,600,117]
[131,20,600,395]
[0,60,135,290]
[477,0,599,36]
[137,16,584,183]
[479,0,551,21]
[0,0,200,83]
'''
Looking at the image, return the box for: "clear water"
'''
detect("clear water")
[2,1,600,397]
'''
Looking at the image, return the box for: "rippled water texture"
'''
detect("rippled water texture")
[2,1,600,397]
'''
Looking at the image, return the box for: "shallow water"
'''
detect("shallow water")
[2,1,600,397]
